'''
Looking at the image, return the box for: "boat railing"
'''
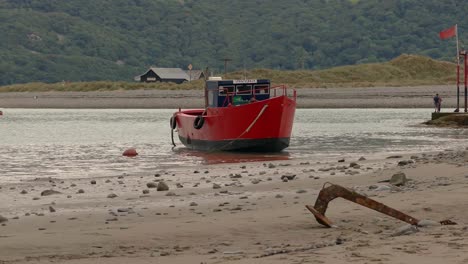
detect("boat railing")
[269,85,297,101]
[219,85,296,106]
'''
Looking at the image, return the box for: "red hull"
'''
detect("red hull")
[173,95,296,151]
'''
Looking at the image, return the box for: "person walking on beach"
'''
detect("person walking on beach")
[433,93,442,112]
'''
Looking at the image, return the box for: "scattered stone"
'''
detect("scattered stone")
[213,183,221,189]
[389,172,407,186]
[77,189,85,194]
[417,219,440,227]
[107,193,118,199]
[349,162,358,168]
[213,209,222,212]
[281,173,296,181]
[398,160,409,166]
[251,179,261,184]
[38,228,46,231]
[117,208,129,213]
[90,180,96,185]
[392,224,419,236]
[157,182,169,191]
[268,163,276,168]
[387,155,403,159]
[338,159,345,162]
[230,174,242,179]
[41,190,62,196]
[176,183,184,188]
[20,190,28,194]
[147,182,157,188]
[49,206,56,213]
[358,156,366,161]
[32,197,40,200]
[296,189,307,194]
[142,189,150,194]
[0,215,8,223]
[165,191,176,196]
[275,194,284,198]
[189,202,198,206]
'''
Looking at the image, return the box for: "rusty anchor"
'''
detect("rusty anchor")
[306,182,456,228]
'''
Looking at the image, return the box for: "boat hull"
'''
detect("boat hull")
[178,136,290,152]
[173,95,296,152]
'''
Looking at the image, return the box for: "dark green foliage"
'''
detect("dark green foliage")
[0,0,466,85]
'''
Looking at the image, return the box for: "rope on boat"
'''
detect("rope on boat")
[211,104,269,151]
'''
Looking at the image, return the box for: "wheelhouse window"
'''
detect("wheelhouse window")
[236,84,252,95]
[218,85,234,95]
[254,84,269,94]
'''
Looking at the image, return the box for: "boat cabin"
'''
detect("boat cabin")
[205,79,271,108]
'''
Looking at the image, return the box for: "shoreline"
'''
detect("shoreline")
[0,147,467,264]
[0,85,463,109]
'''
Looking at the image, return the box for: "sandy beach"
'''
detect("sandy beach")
[0,147,467,264]
[0,85,463,108]
[1,85,467,264]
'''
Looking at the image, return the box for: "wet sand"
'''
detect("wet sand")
[0,85,463,108]
[0,148,467,264]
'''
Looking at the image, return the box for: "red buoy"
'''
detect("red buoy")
[123,148,138,157]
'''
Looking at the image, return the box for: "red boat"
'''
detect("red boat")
[170,78,296,152]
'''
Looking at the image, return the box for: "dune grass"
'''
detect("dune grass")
[0,54,457,92]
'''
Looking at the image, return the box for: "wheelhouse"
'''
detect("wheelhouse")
[206,79,271,108]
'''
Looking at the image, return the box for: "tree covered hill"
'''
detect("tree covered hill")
[0,0,466,85]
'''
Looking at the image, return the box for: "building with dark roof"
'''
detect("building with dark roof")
[135,67,190,84]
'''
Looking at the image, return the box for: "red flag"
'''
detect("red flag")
[439,25,457,40]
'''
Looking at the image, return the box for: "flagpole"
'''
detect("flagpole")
[456,24,460,111]
[456,24,460,63]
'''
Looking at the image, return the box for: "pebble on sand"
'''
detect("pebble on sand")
[157,182,169,191]
[0,215,8,223]
[389,172,407,186]
[147,182,157,188]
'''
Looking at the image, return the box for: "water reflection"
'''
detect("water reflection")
[173,148,291,164]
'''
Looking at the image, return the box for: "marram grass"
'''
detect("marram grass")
[0,55,457,92]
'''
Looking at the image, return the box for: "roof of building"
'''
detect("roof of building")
[138,67,190,80]
[152,67,190,80]
[185,70,205,80]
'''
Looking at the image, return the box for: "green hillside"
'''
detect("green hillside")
[0,0,466,85]
[0,54,456,92]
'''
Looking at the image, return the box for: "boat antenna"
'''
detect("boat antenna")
[243,60,246,79]
[204,66,209,110]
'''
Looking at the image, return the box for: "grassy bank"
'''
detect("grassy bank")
[0,54,456,92]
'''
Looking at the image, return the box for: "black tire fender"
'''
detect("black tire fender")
[170,116,177,129]
[193,115,205,129]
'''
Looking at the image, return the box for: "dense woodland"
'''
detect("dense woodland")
[0,0,466,85]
